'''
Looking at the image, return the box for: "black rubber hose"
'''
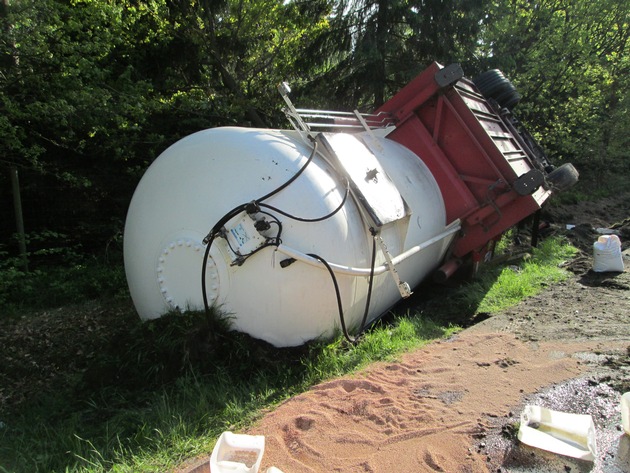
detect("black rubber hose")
[201,140,319,317]
[308,233,377,344]
[202,139,319,245]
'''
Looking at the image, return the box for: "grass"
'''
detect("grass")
[457,236,579,314]
[546,166,630,206]
[0,252,127,315]
[0,236,578,473]
[421,235,579,321]
[0,309,456,473]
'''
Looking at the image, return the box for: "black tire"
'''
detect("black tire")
[546,163,579,191]
[473,69,521,109]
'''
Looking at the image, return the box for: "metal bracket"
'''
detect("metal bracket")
[513,169,544,196]
[278,82,313,137]
[434,63,464,88]
[353,109,385,154]
[375,235,413,298]
[476,180,506,232]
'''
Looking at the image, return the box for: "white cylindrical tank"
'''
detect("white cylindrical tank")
[124,127,455,347]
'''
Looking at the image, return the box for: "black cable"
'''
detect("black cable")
[256,210,283,239]
[202,139,318,248]
[258,177,350,223]
[201,139,321,317]
[307,232,377,344]
[307,253,348,336]
[202,203,248,245]
[222,212,282,257]
[201,138,360,333]
[358,232,378,337]
[256,138,318,204]
[201,208,283,316]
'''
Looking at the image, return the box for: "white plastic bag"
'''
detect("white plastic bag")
[518,405,597,461]
[622,392,630,436]
[593,235,624,272]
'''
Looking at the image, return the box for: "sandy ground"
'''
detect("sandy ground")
[243,264,629,473]
[248,333,627,473]
[179,205,630,473]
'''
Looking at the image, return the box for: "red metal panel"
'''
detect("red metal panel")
[452,193,542,256]
[386,115,478,223]
[377,62,551,258]
[377,62,444,124]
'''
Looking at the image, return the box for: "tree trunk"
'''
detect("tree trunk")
[210,50,267,128]
[10,166,28,271]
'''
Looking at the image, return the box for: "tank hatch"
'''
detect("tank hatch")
[316,132,409,229]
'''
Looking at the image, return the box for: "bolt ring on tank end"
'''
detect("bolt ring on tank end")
[155,236,222,312]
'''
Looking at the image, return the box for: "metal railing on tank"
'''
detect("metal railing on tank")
[277,82,395,135]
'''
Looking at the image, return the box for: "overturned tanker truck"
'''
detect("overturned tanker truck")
[124,62,578,347]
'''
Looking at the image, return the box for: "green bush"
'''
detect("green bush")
[0,233,127,313]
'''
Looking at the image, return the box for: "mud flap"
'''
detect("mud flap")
[513,169,545,196]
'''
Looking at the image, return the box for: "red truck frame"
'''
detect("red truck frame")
[374,62,577,278]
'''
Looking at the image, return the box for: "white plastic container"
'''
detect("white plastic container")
[210,431,265,473]
[124,127,455,346]
[622,392,630,436]
[518,405,597,461]
[593,234,624,272]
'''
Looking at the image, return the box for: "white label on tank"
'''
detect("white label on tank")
[224,212,267,262]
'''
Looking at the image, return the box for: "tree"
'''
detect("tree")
[160,0,330,127]
[478,0,630,183]
[0,0,331,257]
[299,0,490,110]
[0,0,167,254]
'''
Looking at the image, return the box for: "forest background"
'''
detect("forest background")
[1,0,629,294]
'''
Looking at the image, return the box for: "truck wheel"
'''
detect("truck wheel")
[546,163,579,191]
[473,69,521,110]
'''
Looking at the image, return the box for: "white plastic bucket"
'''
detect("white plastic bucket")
[210,431,265,473]
[593,234,624,272]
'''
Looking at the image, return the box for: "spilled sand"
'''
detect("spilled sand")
[245,332,615,473]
